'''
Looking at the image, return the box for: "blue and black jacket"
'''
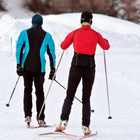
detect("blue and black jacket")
[16,25,56,73]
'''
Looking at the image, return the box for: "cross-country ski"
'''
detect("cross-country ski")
[27,124,56,129]
[80,131,98,139]
[38,131,98,139]
[38,131,78,137]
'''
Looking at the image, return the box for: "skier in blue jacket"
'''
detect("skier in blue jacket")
[16,14,56,126]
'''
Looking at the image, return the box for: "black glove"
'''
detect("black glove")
[16,64,23,76]
[49,68,56,80]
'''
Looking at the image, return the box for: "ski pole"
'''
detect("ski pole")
[6,76,20,107]
[54,79,94,113]
[103,50,112,119]
[38,50,65,119]
[54,79,82,103]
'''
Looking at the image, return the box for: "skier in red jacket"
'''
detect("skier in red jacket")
[56,11,110,135]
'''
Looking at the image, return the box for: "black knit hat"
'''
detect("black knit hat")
[81,11,93,25]
[32,14,43,25]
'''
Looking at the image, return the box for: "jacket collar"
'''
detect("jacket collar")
[81,25,91,30]
[82,22,90,26]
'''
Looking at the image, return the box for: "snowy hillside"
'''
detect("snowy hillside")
[0,12,140,140]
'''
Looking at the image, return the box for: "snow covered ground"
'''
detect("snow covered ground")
[0,12,140,140]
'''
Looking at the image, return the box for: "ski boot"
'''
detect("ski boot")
[82,125,91,135]
[55,120,68,132]
[38,120,46,127]
[25,116,31,127]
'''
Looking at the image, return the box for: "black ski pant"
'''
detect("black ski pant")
[60,66,95,127]
[23,71,45,120]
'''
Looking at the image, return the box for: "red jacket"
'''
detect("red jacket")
[61,26,110,55]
